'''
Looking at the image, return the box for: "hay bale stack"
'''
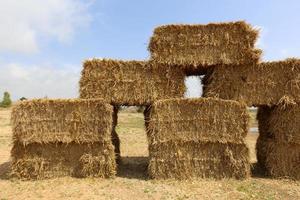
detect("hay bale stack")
[203,59,300,106]
[256,100,300,179]
[147,98,250,179]
[79,59,186,106]
[149,21,261,75]
[112,106,121,164]
[11,99,116,179]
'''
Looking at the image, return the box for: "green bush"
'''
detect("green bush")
[0,91,12,108]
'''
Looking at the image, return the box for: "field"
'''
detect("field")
[0,107,299,199]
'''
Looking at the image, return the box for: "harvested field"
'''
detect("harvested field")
[203,59,300,106]
[10,99,116,180]
[147,98,250,179]
[149,21,261,75]
[79,59,186,106]
[0,108,299,199]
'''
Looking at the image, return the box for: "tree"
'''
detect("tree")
[0,91,12,108]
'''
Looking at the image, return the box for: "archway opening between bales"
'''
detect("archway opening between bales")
[113,106,149,180]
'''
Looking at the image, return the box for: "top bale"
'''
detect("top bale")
[11,99,113,145]
[79,59,186,106]
[149,21,261,75]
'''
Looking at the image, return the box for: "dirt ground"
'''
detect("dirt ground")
[0,107,299,200]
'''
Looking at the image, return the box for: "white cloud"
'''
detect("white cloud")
[0,62,81,100]
[0,0,92,54]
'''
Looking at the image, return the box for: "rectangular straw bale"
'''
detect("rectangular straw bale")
[112,106,121,163]
[11,99,113,145]
[147,97,249,144]
[257,99,300,144]
[148,141,250,179]
[255,138,300,180]
[147,97,250,179]
[256,102,300,179]
[203,59,300,106]
[79,59,186,106]
[267,99,300,144]
[149,21,261,75]
[11,142,116,180]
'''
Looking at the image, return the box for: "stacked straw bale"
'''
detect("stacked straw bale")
[203,59,300,106]
[112,106,121,164]
[79,59,186,106]
[256,99,300,179]
[149,21,261,75]
[11,99,116,180]
[146,97,250,179]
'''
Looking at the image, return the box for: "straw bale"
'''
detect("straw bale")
[149,21,261,75]
[112,106,121,163]
[148,141,250,179]
[203,59,300,106]
[11,142,116,180]
[268,100,300,144]
[147,97,249,144]
[146,97,250,179]
[257,100,300,144]
[79,59,186,106]
[255,139,300,180]
[11,99,113,145]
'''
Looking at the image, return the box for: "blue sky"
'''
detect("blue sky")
[1,0,300,100]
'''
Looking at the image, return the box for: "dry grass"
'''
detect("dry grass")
[147,98,250,179]
[203,59,300,106]
[149,21,261,75]
[79,59,186,106]
[256,103,300,180]
[10,99,116,179]
[0,107,299,199]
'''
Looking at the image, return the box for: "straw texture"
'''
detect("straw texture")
[149,21,261,75]
[147,97,250,179]
[11,142,116,180]
[79,59,186,106]
[203,59,300,106]
[11,99,113,144]
[11,99,116,179]
[256,103,300,179]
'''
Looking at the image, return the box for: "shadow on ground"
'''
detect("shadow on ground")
[0,161,10,180]
[251,162,268,178]
[117,156,149,180]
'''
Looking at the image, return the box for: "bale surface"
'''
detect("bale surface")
[11,99,113,145]
[149,21,261,74]
[112,106,121,164]
[268,100,300,144]
[11,142,116,180]
[147,98,249,144]
[147,97,250,179]
[255,139,300,180]
[203,59,300,106]
[257,100,300,144]
[148,141,250,179]
[79,59,186,106]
